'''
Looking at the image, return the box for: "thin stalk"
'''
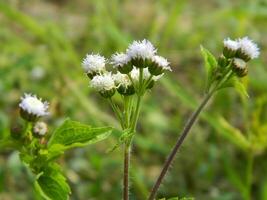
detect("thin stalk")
[148,70,234,199]
[123,142,131,200]
[148,91,213,200]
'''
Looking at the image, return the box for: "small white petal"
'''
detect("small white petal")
[126,39,157,60]
[19,93,49,117]
[237,37,260,59]
[82,53,106,73]
[110,53,130,68]
[91,73,115,92]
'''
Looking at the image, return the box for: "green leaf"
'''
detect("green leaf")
[35,169,71,200]
[219,77,249,98]
[200,45,218,92]
[106,128,134,153]
[47,119,112,150]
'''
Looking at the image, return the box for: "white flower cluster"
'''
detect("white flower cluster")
[91,73,115,92]
[223,37,260,60]
[82,39,172,97]
[82,53,106,74]
[19,93,49,117]
[126,39,157,60]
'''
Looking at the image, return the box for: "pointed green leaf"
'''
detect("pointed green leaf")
[218,77,249,98]
[200,45,218,91]
[35,170,71,200]
[48,119,112,149]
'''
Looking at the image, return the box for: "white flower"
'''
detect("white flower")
[33,122,48,136]
[223,38,239,51]
[237,37,260,59]
[91,73,115,92]
[130,67,163,82]
[126,39,157,60]
[82,53,106,73]
[19,93,49,117]
[112,72,131,87]
[110,53,130,68]
[152,55,172,71]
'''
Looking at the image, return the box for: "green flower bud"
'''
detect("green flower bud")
[117,85,135,96]
[217,55,229,68]
[99,88,116,98]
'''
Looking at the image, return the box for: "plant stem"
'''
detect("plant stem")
[123,142,131,200]
[148,92,213,200]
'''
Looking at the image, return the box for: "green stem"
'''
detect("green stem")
[108,98,124,128]
[148,70,233,200]
[130,95,142,132]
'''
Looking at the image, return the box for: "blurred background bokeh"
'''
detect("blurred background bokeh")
[0,0,267,199]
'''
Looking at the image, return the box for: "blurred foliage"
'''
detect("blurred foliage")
[0,0,267,199]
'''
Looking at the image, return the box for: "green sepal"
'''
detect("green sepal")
[200,45,218,92]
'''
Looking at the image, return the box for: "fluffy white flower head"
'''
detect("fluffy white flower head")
[110,53,130,68]
[112,72,131,87]
[237,37,260,59]
[34,122,48,136]
[19,93,49,117]
[82,54,106,73]
[91,73,115,92]
[223,38,239,51]
[153,55,172,71]
[126,39,157,60]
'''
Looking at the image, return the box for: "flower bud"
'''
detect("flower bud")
[19,93,49,122]
[236,37,260,62]
[99,88,116,98]
[217,55,229,68]
[91,73,116,98]
[117,85,135,96]
[126,39,156,68]
[149,55,171,75]
[223,38,239,58]
[112,72,135,96]
[232,58,248,77]
[110,53,133,74]
[33,121,48,137]
[82,54,106,79]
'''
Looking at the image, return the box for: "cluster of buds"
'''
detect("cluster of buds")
[19,93,49,137]
[219,37,260,77]
[82,39,171,98]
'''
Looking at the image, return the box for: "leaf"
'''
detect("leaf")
[106,128,134,153]
[200,45,218,92]
[47,119,112,150]
[219,77,249,98]
[35,168,71,200]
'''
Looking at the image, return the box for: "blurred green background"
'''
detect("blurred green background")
[0,0,267,199]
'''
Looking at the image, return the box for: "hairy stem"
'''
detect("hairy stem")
[123,142,131,200]
[148,92,213,200]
